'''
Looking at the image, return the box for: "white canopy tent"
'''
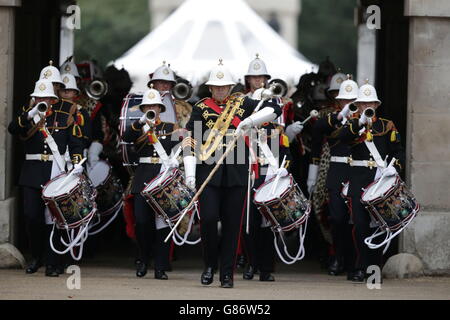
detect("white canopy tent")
[114,0,317,93]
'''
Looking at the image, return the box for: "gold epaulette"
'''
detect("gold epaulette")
[195,97,209,109]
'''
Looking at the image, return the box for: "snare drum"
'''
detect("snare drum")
[141,168,197,236]
[42,173,97,229]
[253,175,311,232]
[361,175,419,232]
[87,160,123,215]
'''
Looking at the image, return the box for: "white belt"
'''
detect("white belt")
[330,156,379,169]
[139,157,163,164]
[330,156,349,163]
[26,154,55,162]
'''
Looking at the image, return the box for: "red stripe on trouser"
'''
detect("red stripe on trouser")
[348,197,360,268]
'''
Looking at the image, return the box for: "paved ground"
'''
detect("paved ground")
[1,251,449,300]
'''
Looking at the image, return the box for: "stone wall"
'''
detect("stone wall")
[403,0,450,274]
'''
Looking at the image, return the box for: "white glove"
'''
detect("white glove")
[139,113,147,124]
[183,155,196,190]
[275,167,289,177]
[382,166,397,177]
[72,162,84,175]
[338,104,351,120]
[307,164,319,195]
[285,122,304,142]
[27,105,40,120]
[235,118,253,137]
[358,113,369,126]
[167,157,179,168]
[88,141,103,167]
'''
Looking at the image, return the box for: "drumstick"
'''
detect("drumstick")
[370,157,396,196]
[164,133,241,243]
[55,158,87,192]
[300,110,319,125]
[270,155,287,195]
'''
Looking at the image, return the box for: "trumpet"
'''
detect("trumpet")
[36,101,49,114]
[172,81,193,101]
[349,103,359,114]
[86,79,108,100]
[363,107,375,119]
[268,78,288,97]
[145,110,157,125]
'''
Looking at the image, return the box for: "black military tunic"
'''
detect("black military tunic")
[184,93,281,283]
[310,112,355,272]
[123,119,180,271]
[8,100,84,266]
[338,116,405,271]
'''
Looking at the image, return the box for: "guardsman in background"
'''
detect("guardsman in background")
[182,59,282,288]
[148,61,193,128]
[308,75,358,277]
[122,87,180,280]
[8,79,84,277]
[240,55,293,282]
[338,81,404,282]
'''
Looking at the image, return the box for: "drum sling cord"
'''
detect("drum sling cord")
[273,215,309,265]
[49,211,95,261]
[364,210,418,254]
[88,201,123,236]
[170,203,201,246]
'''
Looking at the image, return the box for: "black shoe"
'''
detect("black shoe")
[347,271,354,281]
[328,258,344,276]
[136,263,148,278]
[201,267,214,285]
[243,265,255,280]
[221,275,234,288]
[155,270,168,280]
[259,272,275,282]
[25,259,42,274]
[351,269,366,282]
[56,265,65,275]
[45,265,59,277]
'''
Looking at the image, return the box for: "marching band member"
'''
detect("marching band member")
[148,61,192,128]
[122,87,180,280]
[308,75,358,277]
[241,55,292,282]
[182,59,282,288]
[337,81,405,282]
[8,79,84,277]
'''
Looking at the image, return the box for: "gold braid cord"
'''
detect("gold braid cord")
[198,96,243,161]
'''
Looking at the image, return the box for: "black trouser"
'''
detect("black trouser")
[199,185,246,281]
[243,192,275,273]
[133,194,170,270]
[22,186,59,266]
[328,191,355,271]
[350,196,382,271]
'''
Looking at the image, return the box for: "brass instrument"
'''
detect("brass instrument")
[172,81,193,101]
[86,79,108,100]
[36,101,49,113]
[268,78,288,97]
[363,107,375,119]
[349,103,358,114]
[145,110,157,124]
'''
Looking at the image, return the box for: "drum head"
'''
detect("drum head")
[87,160,110,187]
[362,175,398,202]
[43,173,79,197]
[254,175,292,203]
